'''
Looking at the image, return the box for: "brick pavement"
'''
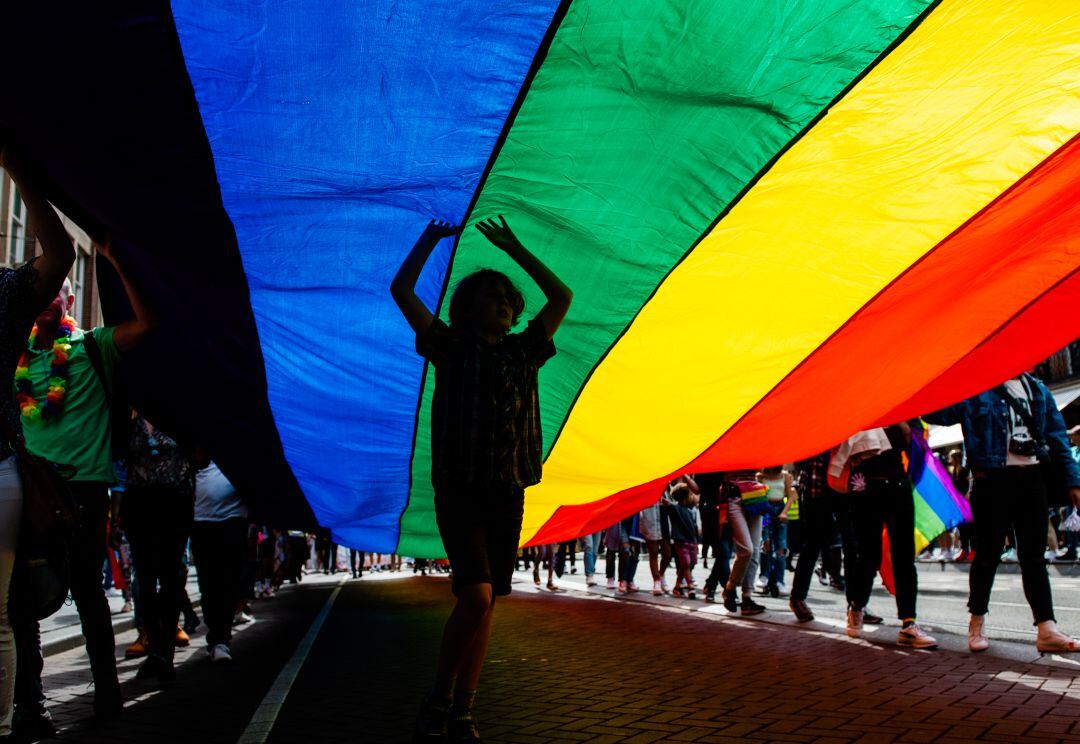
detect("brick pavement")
[32,573,1080,743]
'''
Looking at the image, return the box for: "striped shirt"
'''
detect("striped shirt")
[418,317,555,488]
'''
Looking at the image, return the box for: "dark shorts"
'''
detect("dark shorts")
[434,480,525,597]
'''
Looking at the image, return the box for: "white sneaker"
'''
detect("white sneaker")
[209,644,233,663]
[106,588,124,598]
[968,615,989,652]
[606,577,617,590]
[846,608,864,638]
[898,623,938,649]
[585,574,597,587]
[755,575,769,590]
[660,578,670,594]
[652,580,663,596]
[775,582,789,597]
[232,611,255,626]
[1001,548,1018,563]
[1044,549,1058,562]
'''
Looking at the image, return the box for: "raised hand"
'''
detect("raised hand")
[475,215,524,253]
[424,219,460,241]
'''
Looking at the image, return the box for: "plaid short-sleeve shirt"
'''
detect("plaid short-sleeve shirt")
[418,317,555,488]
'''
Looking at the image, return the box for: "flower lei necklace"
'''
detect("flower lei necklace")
[15,316,78,421]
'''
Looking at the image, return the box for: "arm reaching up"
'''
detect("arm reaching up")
[97,235,158,353]
[0,147,75,306]
[475,216,572,340]
[391,220,459,336]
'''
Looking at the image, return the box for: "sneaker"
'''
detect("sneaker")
[790,599,814,622]
[767,584,779,599]
[846,607,864,638]
[606,577,617,590]
[209,644,233,663]
[106,587,123,598]
[755,575,769,591]
[968,615,989,652]
[627,582,639,593]
[617,580,628,594]
[1001,548,1018,563]
[175,627,191,647]
[125,630,149,659]
[233,611,255,626]
[570,567,577,574]
[585,574,597,587]
[775,582,789,598]
[120,600,133,614]
[661,578,670,594]
[687,589,697,600]
[898,623,938,649]
[1062,549,1078,562]
[741,597,766,616]
[652,580,663,596]
[448,708,481,743]
[721,588,738,614]
[414,695,451,741]
[862,608,884,625]
[704,590,716,603]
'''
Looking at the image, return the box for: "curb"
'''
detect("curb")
[42,598,201,658]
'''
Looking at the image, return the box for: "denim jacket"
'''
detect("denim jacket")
[924,374,1080,488]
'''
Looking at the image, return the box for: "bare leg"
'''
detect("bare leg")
[646,540,661,581]
[434,584,493,696]
[453,598,495,704]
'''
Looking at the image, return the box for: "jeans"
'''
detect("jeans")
[580,532,602,577]
[848,479,917,620]
[725,499,763,596]
[969,467,1054,623]
[604,543,639,583]
[124,485,193,662]
[191,518,248,648]
[13,482,119,715]
[762,502,789,588]
[0,458,21,736]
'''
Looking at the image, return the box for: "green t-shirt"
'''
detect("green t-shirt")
[20,326,120,483]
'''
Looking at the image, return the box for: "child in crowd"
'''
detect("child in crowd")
[392,216,572,743]
[669,483,702,599]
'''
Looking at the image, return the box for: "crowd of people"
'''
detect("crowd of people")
[0,155,1077,744]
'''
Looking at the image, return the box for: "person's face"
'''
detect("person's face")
[35,281,73,330]
[469,277,513,336]
[1070,431,1080,448]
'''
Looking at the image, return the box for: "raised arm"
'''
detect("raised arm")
[97,235,158,354]
[390,220,459,336]
[0,147,75,306]
[475,216,572,340]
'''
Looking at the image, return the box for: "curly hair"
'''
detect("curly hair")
[448,269,525,330]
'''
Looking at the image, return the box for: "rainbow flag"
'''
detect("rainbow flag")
[4,2,1078,555]
[909,421,972,553]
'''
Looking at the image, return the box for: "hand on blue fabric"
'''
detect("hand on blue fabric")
[423,219,459,241]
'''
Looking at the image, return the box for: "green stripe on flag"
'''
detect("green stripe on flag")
[399,0,932,557]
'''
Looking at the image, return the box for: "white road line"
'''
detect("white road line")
[237,577,346,744]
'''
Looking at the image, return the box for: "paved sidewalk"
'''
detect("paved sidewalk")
[37,572,1080,743]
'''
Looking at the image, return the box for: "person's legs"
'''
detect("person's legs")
[705,531,732,594]
[725,500,752,592]
[1011,469,1055,624]
[792,498,825,602]
[0,460,21,736]
[848,489,884,612]
[434,583,493,699]
[66,483,119,704]
[645,540,661,581]
[883,482,918,620]
[968,474,1010,618]
[742,514,764,598]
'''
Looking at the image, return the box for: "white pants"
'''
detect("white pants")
[0,456,22,735]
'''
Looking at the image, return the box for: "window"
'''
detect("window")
[71,247,87,324]
[8,185,26,265]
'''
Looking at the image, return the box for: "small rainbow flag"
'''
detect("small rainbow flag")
[881,420,973,593]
